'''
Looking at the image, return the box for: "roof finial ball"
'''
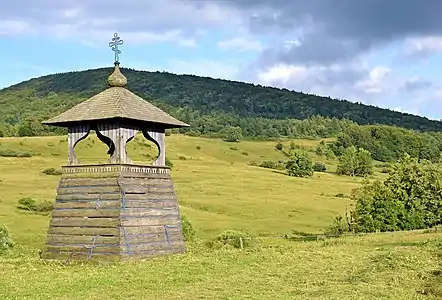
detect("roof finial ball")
[108,32,127,87]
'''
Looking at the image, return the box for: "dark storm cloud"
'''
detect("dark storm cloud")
[219,0,442,65]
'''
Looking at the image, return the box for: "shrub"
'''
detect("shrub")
[241,151,248,156]
[180,214,196,242]
[196,145,201,150]
[275,142,283,151]
[336,146,373,176]
[325,215,351,236]
[224,126,242,142]
[0,225,14,254]
[380,167,390,174]
[286,150,314,177]
[259,160,285,170]
[178,156,187,160]
[313,161,327,172]
[165,157,174,168]
[42,168,62,176]
[17,197,53,214]
[17,197,37,211]
[0,149,33,157]
[349,154,442,233]
[335,193,347,198]
[210,230,254,249]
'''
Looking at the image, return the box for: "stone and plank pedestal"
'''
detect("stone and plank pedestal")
[42,164,185,262]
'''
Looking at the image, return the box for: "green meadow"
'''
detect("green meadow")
[0,134,441,299]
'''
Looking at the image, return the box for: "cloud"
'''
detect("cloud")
[0,0,243,45]
[3,0,442,118]
[217,37,263,51]
[401,77,433,92]
[404,37,442,58]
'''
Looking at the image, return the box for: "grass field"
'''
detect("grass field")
[0,134,441,299]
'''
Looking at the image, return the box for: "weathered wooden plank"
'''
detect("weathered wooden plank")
[123,186,176,194]
[121,225,177,235]
[120,208,179,218]
[45,244,120,254]
[46,234,119,245]
[48,226,119,236]
[57,186,122,194]
[41,251,121,262]
[51,209,121,218]
[120,249,184,261]
[118,178,172,186]
[123,193,177,201]
[54,200,121,209]
[59,178,118,187]
[120,232,183,244]
[56,193,121,201]
[123,199,178,208]
[121,241,185,253]
[121,217,181,227]
[50,217,120,227]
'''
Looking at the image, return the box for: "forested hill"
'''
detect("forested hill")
[1,66,442,136]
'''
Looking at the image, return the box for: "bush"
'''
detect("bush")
[17,197,37,211]
[336,146,373,176]
[380,167,390,174]
[275,142,283,151]
[224,126,242,142]
[313,161,327,172]
[0,225,14,254]
[259,160,285,170]
[286,150,314,177]
[210,230,254,249]
[42,168,62,176]
[349,153,442,233]
[178,156,187,160]
[196,145,201,150]
[180,214,196,242]
[0,149,34,157]
[17,197,53,214]
[325,215,351,236]
[165,157,174,168]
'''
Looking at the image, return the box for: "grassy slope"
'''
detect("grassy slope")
[0,134,441,299]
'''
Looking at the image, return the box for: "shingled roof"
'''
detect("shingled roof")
[43,63,189,128]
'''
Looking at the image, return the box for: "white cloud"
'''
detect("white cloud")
[256,64,308,86]
[404,36,442,57]
[354,66,391,94]
[217,37,263,51]
[0,20,34,35]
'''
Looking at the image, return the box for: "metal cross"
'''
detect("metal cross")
[109,33,124,63]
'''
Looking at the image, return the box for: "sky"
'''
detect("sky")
[1,0,442,120]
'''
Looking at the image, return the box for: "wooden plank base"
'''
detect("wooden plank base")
[41,165,186,262]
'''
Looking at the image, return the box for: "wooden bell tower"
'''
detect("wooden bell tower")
[40,33,189,261]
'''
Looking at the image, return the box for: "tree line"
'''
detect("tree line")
[2,65,442,134]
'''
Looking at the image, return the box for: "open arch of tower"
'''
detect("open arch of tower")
[40,34,189,261]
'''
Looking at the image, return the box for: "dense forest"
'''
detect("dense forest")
[1,66,442,136]
[1,66,442,163]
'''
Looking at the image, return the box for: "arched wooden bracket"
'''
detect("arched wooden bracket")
[142,129,166,166]
[68,124,91,165]
[96,124,138,164]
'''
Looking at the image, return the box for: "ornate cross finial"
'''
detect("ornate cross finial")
[109,33,124,63]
